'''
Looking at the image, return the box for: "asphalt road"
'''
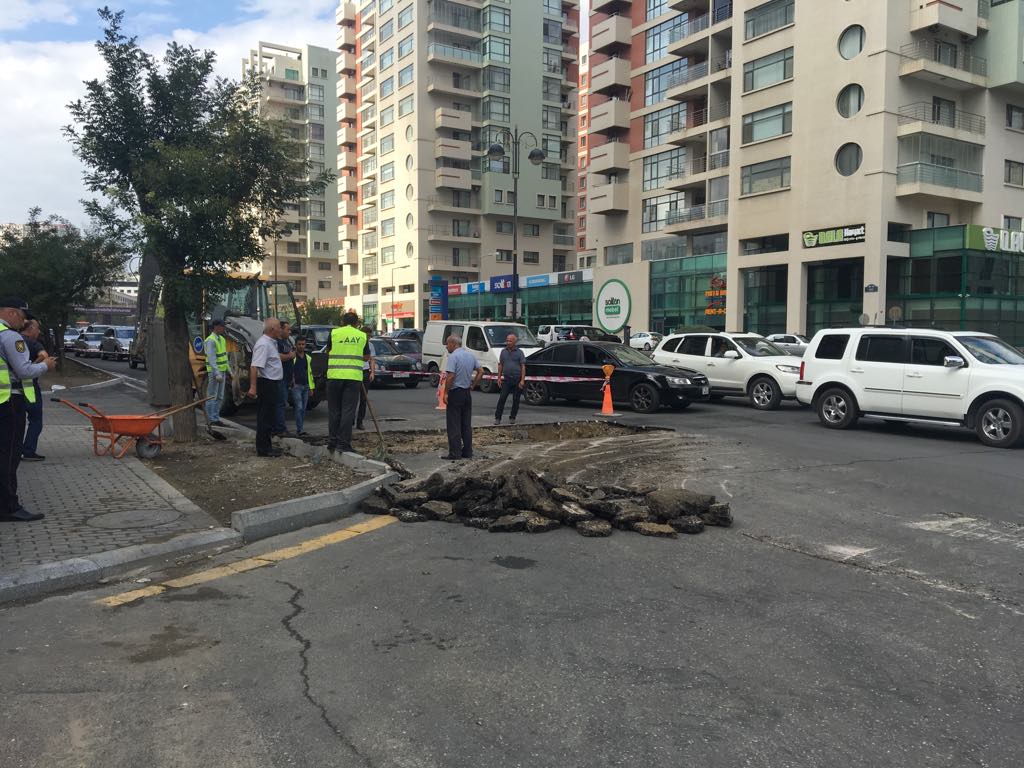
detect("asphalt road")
[3,368,1022,766]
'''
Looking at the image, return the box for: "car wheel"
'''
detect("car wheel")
[523,380,549,406]
[129,360,138,369]
[816,387,858,430]
[975,398,1024,448]
[670,400,691,411]
[428,364,440,388]
[749,376,782,411]
[478,373,498,394]
[404,380,420,389]
[74,350,81,358]
[630,383,661,414]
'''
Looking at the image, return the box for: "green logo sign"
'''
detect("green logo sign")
[802,224,865,249]
[604,297,621,316]
[595,279,631,333]
[965,225,1024,254]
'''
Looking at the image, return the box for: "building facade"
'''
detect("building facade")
[586,0,1024,343]
[244,42,343,305]
[336,0,581,331]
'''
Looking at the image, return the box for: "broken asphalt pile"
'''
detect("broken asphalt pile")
[361,468,733,538]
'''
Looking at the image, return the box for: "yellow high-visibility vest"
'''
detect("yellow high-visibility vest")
[205,333,228,373]
[0,320,11,405]
[326,327,367,381]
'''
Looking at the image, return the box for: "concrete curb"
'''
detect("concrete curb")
[0,527,241,604]
[65,357,147,392]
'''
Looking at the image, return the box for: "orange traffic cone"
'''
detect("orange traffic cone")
[594,376,620,418]
[435,372,447,411]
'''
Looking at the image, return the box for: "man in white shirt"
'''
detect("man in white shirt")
[247,318,284,457]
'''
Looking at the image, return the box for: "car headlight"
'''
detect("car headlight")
[666,376,692,387]
[776,364,800,374]
[413,362,422,370]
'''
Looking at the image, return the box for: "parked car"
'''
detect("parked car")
[128,328,147,369]
[64,330,81,352]
[766,333,810,356]
[86,324,116,335]
[99,327,134,361]
[536,325,620,344]
[293,324,336,352]
[797,327,1024,448]
[652,332,800,410]
[369,337,423,388]
[387,328,424,344]
[521,341,709,413]
[389,337,422,363]
[423,320,542,392]
[73,332,105,357]
[629,331,663,351]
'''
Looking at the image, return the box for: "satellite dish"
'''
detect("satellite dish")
[858,313,870,326]
[887,306,903,322]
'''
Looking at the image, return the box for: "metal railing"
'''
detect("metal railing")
[668,101,731,133]
[665,56,730,90]
[978,0,989,19]
[425,225,479,238]
[426,196,480,209]
[362,233,379,250]
[553,234,575,245]
[898,102,986,134]
[427,43,483,65]
[900,40,987,77]
[896,162,983,192]
[666,200,729,226]
[429,5,482,32]
[668,3,734,46]
[428,253,480,269]
[363,208,378,225]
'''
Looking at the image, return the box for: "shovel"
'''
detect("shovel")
[360,382,388,461]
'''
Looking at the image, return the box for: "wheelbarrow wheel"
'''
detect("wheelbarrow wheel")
[135,432,162,459]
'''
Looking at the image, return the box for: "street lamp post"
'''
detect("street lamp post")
[488,127,546,323]
[389,263,411,331]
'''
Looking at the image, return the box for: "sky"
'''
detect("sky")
[0,0,590,227]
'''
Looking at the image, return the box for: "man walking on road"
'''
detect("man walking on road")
[274,321,296,436]
[494,333,526,425]
[19,319,46,461]
[247,318,283,458]
[291,335,314,437]
[442,334,482,460]
[326,312,370,454]
[203,318,228,427]
[0,297,56,521]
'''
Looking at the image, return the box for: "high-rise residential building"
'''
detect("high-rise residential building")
[244,42,343,305]
[586,0,1024,344]
[336,0,582,331]
[577,40,593,267]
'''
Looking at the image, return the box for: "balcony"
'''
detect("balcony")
[899,40,987,90]
[336,26,356,51]
[338,175,357,194]
[338,223,358,241]
[668,101,731,144]
[338,199,358,218]
[336,1,356,24]
[427,75,480,98]
[435,137,473,163]
[426,197,481,213]
[665,153,722,190]
[895,162,983,203]
[910,0,980,37]
[897,102,986,144]
[592,0,631,13]
[338,101,356,121]
[590,56,631,95]
[589,141,630,174]
[589,181,629,214]
[666,55,731,101]
[667,4,734,58]
[426,225,481,243]
[427,8,483,37]
[589,98,630,135]
[337,150,357,170]
[436,167,473,190]
[340,248,359,266]
[591,15,631,54]
[665,201,729,233]
[553,233,575,247]
[337,126,357,146]
[427,42,484,68]
[435,106,473,132]
[427,253,481,272]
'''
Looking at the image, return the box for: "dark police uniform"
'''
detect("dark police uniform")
[0,298,49,521]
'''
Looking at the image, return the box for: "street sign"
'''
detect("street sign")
[192,336,204,354]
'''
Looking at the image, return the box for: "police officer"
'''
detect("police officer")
[325,312,371,454]
[203,318,229,427]
[0,297,55,522]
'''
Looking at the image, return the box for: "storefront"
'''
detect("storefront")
[806,258,864,336]
[446,269,594,329]
[648,252,728,335]
[887,225,1024,346]
[742,265,787,336]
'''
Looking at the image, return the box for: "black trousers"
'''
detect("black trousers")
[494,379,522,421]
[327,379,361,452]
[446,387,473,458]
[256,377,279,455]
[0,398,26,516]
[355,370,369,426]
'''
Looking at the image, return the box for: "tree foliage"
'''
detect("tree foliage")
[65,8,333,440]
[0,207,127,364]
[300,299,343,327]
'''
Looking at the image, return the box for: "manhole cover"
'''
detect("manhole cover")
[88,509,181,529]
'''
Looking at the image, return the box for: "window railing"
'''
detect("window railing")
[429,6,482,32]
[425,225,480,238]
[896,162,983,192]
[426,196,479,209]
[362,255,379,275]
[978,0,990,19]
[666,201,729,225]
[363,208,378,225]
[427,43,483,64]
[899,40,987,76]
[898,102,986,134]
[362,233,379,251]
[666,57,728,91]
[668,12,710,44]
[553,234,575,245]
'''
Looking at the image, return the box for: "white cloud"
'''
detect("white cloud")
[0,1,78,32]
[0,2,338,225]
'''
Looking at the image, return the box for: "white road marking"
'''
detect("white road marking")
[824,545,876,561]
[908,517,1024,551]
[718,480,733,498]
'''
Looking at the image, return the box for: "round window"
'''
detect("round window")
[838,25,866,60]
[837,84,864,118]
[405,125,414,141]
[406,213,414,229]
[406,243,414,258]
[405,154,414,171]
[405,184,414,200]
[835,143,863,176]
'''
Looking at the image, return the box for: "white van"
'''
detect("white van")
[422,320,543,392]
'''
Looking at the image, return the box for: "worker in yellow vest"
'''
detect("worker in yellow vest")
[291,335,316,436]
[0,296,55,522]
[325,311,372,454]
[203,318,229,427]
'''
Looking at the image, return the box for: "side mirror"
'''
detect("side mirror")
[723,350,741,360]
[943,355,965,369]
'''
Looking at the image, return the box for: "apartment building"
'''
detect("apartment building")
[244,42,343,305]
[336,0,581,330]
[577,41,592,266]
[587,0,1024,344]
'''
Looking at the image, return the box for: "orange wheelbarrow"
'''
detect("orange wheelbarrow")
[52,397,213,459]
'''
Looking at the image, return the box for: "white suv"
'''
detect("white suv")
[796,327,1024,448]
[652,332,801,410]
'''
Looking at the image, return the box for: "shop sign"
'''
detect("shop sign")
[490,274,517,293]
[966,225,1024,255]
[802,224,866,249]
[429,278,448,321]
[559,270,584,285]
[595,279,631,333]
[447,284,463,296]
[525,274,551,288]
[704,274,727,316]
[864,284,879,293]
[466,281,487,294]
[390,300,416,319]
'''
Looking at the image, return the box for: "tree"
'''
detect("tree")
[0,208,127,366]
[301,299,342,326]
[65,8,332,441]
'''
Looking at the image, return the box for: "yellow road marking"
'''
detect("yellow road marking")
[96,515,397,608]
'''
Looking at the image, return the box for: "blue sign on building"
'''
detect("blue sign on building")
[428,276,448,320]
[466,281,486,295]
[490,274,517,293]
[525,274,551,288]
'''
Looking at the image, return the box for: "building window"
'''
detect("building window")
[1003,216,1022,231]
[381,162,395,182]
[398,35,413,59]
[523,251,540,264]
[740,234,789,255]
[1008,104,1024,130]
[742,102,792,144]
[381,245,395,265]
[380,106,394,127]
[926,212,950,228]
[1006,160,1024,187]
[646,15,686,63]
[380,134,394,154]
[645,59,687,105]
[381,0,393,12]
[380,77,394,97]
[380,19,394,42]
[641,236,686,262]
[496,221,513,234]
[485,7,511,33]
[523,223,540,237]
[643,103,687,148]
[482,35,511,63]
[745,0,794,41]
[743,47,794,92]
[542,77,561,103]
[398,4,413,29]
[285,68,299,81]
[835,143,863,176]
[309,200,326,216]
[381,218,396,237]
[646,0,668,19]
[643,148,686,191]
[605,243,634,265]
[483,96,511,122]
[398,95,414,116]
[494,190,503,203]
[398,64,414,88]
[287,261,302,274]
[318,261,332,270]
[741,157,791,195]
[836,84,865,119]
[381,190,395,210]
[838,25,865,60]
[380,48,394,70]
[484,66,511,93]
[496,249,513,262]
[641,192,683,233]
[309,220,326,231]
[549,195,557,209]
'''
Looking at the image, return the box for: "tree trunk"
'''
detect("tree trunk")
[163,302,197,443]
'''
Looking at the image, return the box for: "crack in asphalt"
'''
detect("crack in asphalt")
[277,580,375,767]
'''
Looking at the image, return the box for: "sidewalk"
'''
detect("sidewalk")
[1,383,236,599]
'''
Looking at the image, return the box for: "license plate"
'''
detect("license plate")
[392,372,409,378]
[701,386,710,395]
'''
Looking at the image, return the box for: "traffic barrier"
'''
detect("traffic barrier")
[595,364,620,417]
[435,372,446,410]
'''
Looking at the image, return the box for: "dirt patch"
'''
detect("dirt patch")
[48,358,114,390]
[148,436,372,525]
